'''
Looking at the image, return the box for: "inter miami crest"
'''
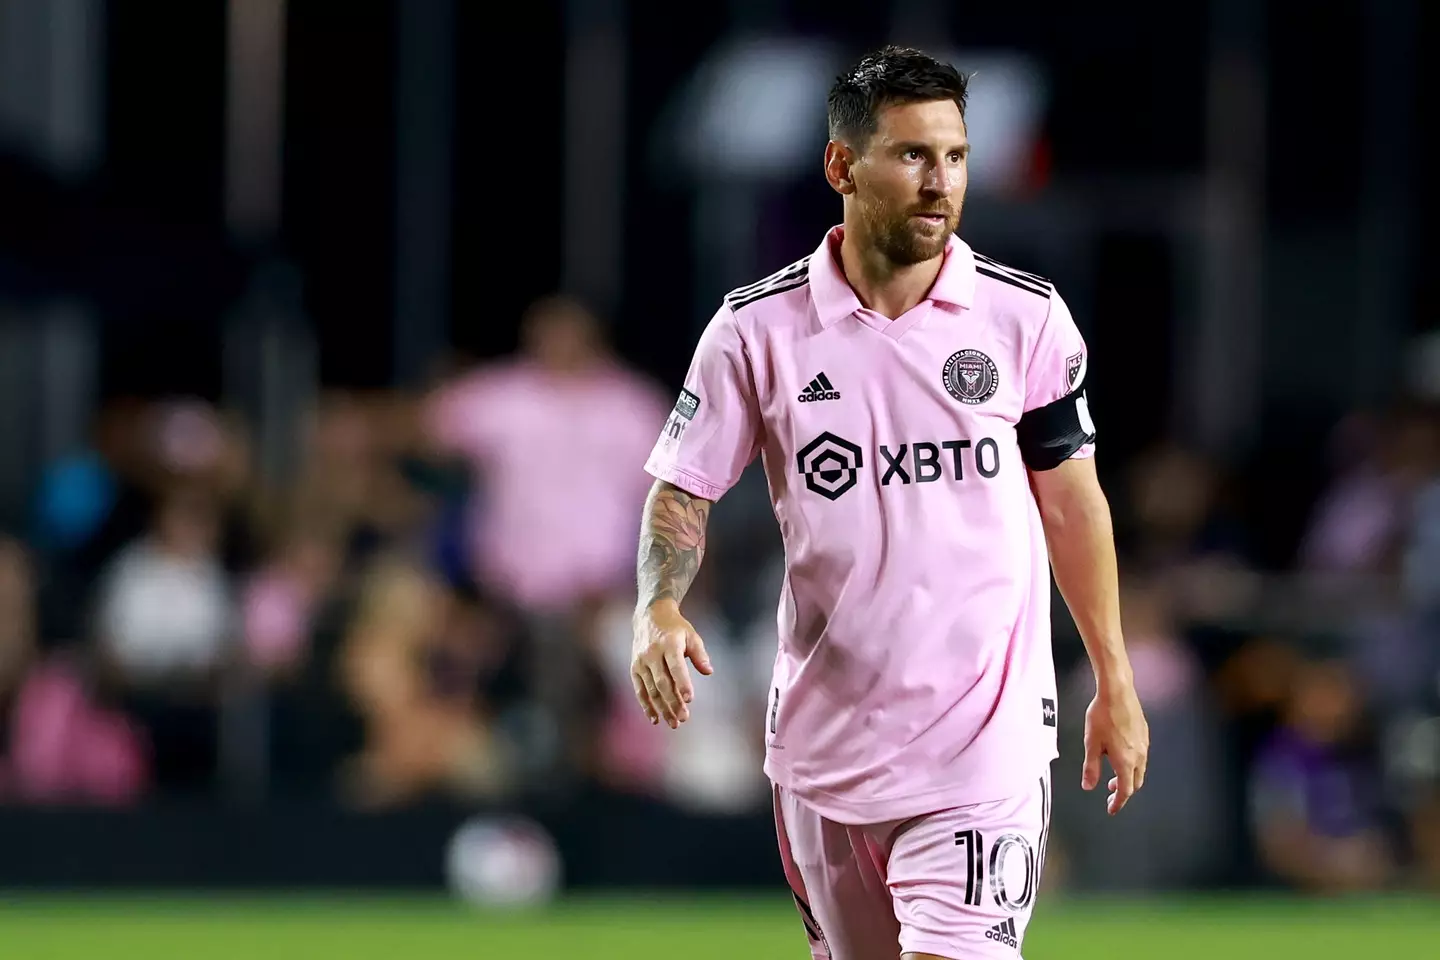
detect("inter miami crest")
[943,349,999,405]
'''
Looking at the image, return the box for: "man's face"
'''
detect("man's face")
[847,99,968,266]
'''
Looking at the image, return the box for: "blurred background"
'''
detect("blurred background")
[0,0,1437,955]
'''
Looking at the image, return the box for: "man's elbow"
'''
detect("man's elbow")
[1032,461,1110,532]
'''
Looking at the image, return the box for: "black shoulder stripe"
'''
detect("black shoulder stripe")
[727,258,810,300]
[728,277,809,312]
[973,253,1050,286]
[976,265,1051,298]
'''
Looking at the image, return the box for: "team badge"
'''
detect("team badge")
[943,349,999,405]
[1066,351,1085,390]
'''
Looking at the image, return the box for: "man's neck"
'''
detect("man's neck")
[838,223,945,321]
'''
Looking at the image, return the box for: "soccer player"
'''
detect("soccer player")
[632,46,1149,960]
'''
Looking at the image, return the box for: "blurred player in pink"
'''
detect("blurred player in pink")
[633,46,1149,959]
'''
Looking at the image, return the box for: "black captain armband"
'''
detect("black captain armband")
[1016,372,1096,471]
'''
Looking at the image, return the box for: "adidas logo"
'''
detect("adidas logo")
[798,372,841,403]
[986,918,1019,949]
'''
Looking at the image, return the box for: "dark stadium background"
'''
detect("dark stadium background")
[0,0,1435,955]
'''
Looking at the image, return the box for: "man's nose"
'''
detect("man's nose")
[923,164,953,195]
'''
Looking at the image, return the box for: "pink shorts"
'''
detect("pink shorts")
[774,768,1052,959]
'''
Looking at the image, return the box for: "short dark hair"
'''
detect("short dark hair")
[827,46,969,150]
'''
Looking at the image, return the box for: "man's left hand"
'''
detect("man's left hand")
[1081,681,1150,815]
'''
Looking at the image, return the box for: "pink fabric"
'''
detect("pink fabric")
[242,569,314,669]
[599,699,667,790]
[774,771,1052,960]
[0,659,148,805]
[647,227,1093,823]
[427,360,669,612]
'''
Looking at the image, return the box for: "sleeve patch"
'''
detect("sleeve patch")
[673,388,700,421]
[1066,352,1085,391]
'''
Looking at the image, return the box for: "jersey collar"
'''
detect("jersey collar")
[807,225,976,328]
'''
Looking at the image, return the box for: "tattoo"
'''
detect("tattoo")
[637,481,712,611]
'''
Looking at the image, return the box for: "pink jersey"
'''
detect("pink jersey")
[428,359,669,612]
[645,226,1094,824]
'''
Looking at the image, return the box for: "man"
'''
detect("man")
[633,46,1148,960]
[424,294,668,785]
[425,295,668,616]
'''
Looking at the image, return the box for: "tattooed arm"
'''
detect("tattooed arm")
[637,480,713,611]
[631,479,715,728]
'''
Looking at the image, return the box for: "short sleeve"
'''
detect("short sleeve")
[424,372,498,461]
[644,305,761,501]
[1017,290,1096,468]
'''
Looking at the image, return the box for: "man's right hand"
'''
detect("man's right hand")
[631,599,713,728]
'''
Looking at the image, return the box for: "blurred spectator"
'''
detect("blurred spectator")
[1248,657,1396,894]
[0,536,147,805]
[337,558,515,809]
[94,484,235,683]
[92,484,234,791]
[1052,567,1226,890]
[419,295,668,615]
[1123,443,1259,626]
[419,294,669,783]
[272,390,432,564]
[592,564,766,813]
[241,523,345,677]
[33,398,155,640]
[1302,405,1438,577]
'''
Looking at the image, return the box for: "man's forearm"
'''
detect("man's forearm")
[636,480,713,612]
[1034,469,1131,689]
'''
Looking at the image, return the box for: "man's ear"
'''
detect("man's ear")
[824,140,856,195]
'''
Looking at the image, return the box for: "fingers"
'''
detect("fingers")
[1081,734,1103,791]
[636,667,672,726]
[1108,761,1137,816]
[686,632,714,676]
[646,660,686,728]
[630,670,659,726]
[632,617,711,730]
[664,643,695,707]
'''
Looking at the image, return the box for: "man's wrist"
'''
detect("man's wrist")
[1089,645,1134,693]
[637,596,680,621]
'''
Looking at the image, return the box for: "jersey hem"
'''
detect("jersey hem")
[764,749,1059,825]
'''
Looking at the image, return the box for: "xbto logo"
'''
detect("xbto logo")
[798,433,1002,499]
[879,438,1001,485]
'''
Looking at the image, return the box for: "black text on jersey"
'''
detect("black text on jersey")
[879,438,1002,485]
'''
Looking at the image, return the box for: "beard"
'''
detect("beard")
[863,199,961,266]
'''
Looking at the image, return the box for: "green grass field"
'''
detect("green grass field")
[0,893,1434,958]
